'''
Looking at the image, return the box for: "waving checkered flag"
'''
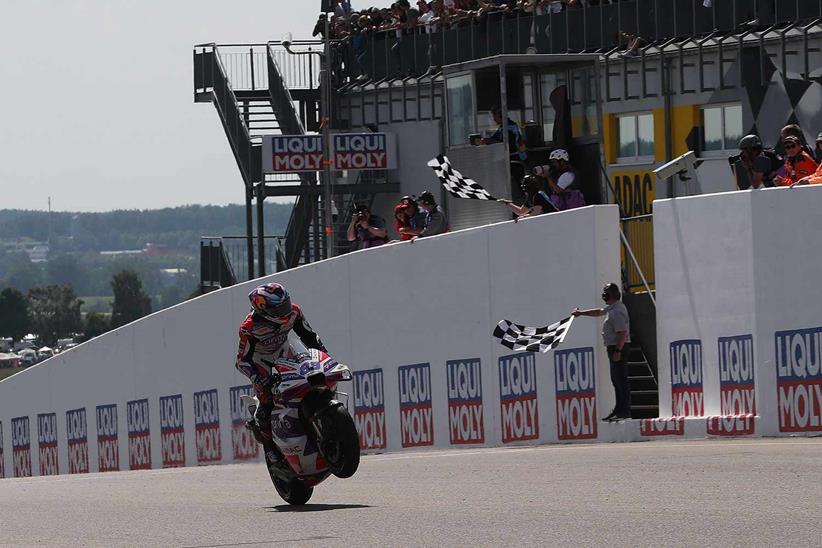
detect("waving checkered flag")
[492,316,574,353]
[427,155,496,200]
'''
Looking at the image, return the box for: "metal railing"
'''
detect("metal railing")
[208,42,322,92]
[202,236,286,283]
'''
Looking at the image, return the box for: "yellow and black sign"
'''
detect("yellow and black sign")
[610,169,656,292]
[611,170,656,217]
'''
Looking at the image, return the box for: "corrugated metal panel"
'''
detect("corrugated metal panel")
[446,143,513,231]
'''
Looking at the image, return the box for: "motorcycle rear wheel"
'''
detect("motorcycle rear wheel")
[319,405,360,479]
[265,452,313,505]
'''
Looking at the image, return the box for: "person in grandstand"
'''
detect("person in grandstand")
[394,196,426,240]
[814,132,822,164]
[413,190,449,238]
[482,105,528,161]
[234,283,327,448]
[572,283,632,421]
[774,135,818,187]
[347,202,389,250]
[736,134,783,189]
[497,174,557,218]
[534,148,586,211]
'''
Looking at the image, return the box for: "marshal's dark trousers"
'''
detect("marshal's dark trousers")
[607,345,631,417]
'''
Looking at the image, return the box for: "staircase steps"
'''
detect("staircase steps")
[626,345,659,419]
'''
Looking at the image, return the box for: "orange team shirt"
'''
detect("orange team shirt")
[804,160,822,185]
[776,152,818,186]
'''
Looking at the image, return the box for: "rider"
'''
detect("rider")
[234,283,327,447]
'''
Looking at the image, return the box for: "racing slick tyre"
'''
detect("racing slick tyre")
[265,452,313,505]
[319,404,360,479]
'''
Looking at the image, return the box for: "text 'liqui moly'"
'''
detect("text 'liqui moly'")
[160,395,185,468]
[127,399,151,470]
[66,408,89,474]
[499,353,539,443]
[229,385,259,461]
[96,404,119,472]
[555,348,597,440]
[333,133,390,170]
[37,413,59,476]
[447,358,484,445]
[354,368,386,450]
[670,340,704,416]
[706,414,755,436]
[775,327,822,433]
[718,335,756,415]
[193,390,221,464]
[398,363,434,448]
[11,416,31,478]
[270,135,324,172]
[639,417,684,437]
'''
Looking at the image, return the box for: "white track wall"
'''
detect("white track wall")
[0,206,621,478]
[654,186,822,436]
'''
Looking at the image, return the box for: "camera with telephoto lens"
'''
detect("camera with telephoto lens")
[727,153,742,166]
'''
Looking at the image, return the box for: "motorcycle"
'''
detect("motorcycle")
[240,333,360,505]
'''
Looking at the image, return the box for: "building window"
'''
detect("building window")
[701,104,743,153]
[446,73,476,146]
[616,113,654,161]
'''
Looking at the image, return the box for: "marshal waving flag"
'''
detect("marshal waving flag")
[427,155,497,200]
[493,316,574,353]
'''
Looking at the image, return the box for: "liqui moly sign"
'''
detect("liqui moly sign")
[718,335,756,415]
[670,340,704,416]
[193,390,221,465]
[96,404,120,472]
[229,385,259,461]
[446,358,484,445]
[127,399,152,470]
[37,413,59,476]
[555,348,597,440]
[775,327,822,433]
[160,394,185,468]
[11,416,31,478]
[398,363,434,448]
[263,133,397,173]
[354,368,387,450]
[639,417,684,437]
[499,353,539,443]
[66,408,89,474]
[706,414,755,436]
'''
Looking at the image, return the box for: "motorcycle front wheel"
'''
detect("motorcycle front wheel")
[265,451,313,505]
[318,404,360,479]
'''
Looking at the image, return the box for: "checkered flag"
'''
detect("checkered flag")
[427,155,496,200]
[492,316,575,353]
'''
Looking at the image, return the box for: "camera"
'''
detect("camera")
[727,153,742,166]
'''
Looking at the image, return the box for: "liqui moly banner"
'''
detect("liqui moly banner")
[229,385,259,461]
[354,368,387,450]
[11,416,31,477]
[640,417,684,437]
[127,399,151,470]
[776,327,822,433]
[706,414,755,436]
[398,363,434,448]
[160,394,185,468]
[193,390,221,465]
[499,353,539,443]
[263,133,397,173]
[96,404,120,472]
[66,408,89,474]
[37,413,59,476]
[446,358,484,445]
[670,340,704,416]
[718,335,756,415]
[555,348,597,441]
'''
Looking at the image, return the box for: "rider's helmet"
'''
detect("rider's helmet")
[549,148,570,162]
[249,283,294,324]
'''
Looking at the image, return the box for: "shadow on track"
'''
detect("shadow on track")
[267,503,372,512]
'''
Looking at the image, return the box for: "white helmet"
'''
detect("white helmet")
[549,148,570,162]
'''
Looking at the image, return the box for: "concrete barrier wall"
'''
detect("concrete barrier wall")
[0,205,622,478]
[654,186,822,436]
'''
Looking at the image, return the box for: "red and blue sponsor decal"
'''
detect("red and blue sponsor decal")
[776,327,822,433]
[718,335,756,415]
[66,408,89,474]
[96,404,120,472]
[670,340,704,416]
[160,394,185,468]
[37,413,59,476]
[11,416,31,477]
[193,390,221,465]
[229,385,259,461]
[499,353,539,443]
[446,358,484,445]
[706,414,755,436]
[127,399,151,470]
[555,347,597,440]
[640,417,684,436]
[398,363,434,448]
[354,368,387,450]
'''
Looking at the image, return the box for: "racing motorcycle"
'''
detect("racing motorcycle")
[241,333,360,505]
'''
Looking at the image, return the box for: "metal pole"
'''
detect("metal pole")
[322,14,335,259]
[256,182,266,277]
[244,185,255,281]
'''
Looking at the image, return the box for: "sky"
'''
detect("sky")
[0,0,393,212]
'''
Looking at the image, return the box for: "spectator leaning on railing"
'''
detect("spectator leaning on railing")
[774,135,817,187]
[411,191,449,240]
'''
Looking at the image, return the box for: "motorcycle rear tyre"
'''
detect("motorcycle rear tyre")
[320,405,360,479]
[266,452,313,505]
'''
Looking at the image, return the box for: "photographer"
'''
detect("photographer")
[347,203,388,250]
[729,135,783,190]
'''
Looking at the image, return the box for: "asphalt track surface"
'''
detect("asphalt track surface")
[2,438,821,547]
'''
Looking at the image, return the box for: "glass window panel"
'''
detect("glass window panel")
[446,74,475,146]
[637,113,655,157]
[723,105,743,150]
[702,107,723,151]
[618,115,637,158]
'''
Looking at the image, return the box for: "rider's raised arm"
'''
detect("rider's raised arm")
[292,305,328,353]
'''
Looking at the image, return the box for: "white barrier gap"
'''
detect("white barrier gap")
[0,206,622,477]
